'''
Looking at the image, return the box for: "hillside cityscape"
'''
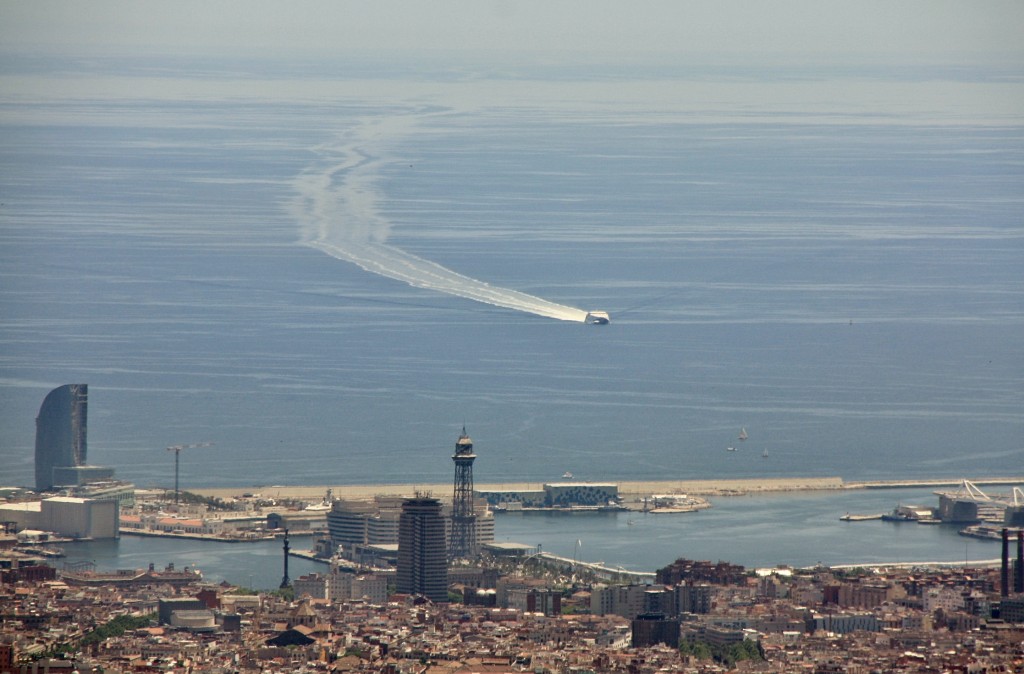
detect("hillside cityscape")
[2,384,1024,672]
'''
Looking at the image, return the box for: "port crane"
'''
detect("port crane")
[166,442,213,504]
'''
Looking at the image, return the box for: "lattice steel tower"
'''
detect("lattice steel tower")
[449,426,478,560]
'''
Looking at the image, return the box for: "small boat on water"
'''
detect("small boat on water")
[762,448,769,458]
[726,446,737,452]
[881,504,933,522]
[562,471,574,479]
[738,428,748,441]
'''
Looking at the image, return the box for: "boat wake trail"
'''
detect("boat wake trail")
[291,114,589,323]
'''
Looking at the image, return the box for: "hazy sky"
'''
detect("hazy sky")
[2,0,1022,61]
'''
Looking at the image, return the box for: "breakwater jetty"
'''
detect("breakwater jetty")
[844,477,1024,489]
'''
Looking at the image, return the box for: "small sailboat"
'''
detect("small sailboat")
[738,428,748,442]
[762,448,769,458]
[562,471,574,479]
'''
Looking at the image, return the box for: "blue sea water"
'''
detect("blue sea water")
[1,53,1022,495]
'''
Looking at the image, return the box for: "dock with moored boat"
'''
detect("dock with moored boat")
[840,513,883,522]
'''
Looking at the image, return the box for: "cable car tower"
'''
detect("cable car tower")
[449,426,478,560]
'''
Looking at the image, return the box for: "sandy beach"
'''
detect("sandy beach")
[190,475,1024,503]
[192,476,847,502]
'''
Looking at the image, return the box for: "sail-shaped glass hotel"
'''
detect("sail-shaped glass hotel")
[34,384,112,491]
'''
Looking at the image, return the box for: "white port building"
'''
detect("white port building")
[0,496,119,539]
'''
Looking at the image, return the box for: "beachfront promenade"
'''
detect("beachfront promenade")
[192,475,1024,502]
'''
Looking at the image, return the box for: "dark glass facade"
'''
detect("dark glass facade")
[34,384,88,491]
[396,496,448,603]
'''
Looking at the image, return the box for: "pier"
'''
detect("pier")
[535,551,655,582]
[839,513,883,522]
[844,477,1024,490]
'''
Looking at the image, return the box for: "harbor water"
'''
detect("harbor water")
[56,486,1008,589]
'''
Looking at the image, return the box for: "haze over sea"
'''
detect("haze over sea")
[2,4,1023,500]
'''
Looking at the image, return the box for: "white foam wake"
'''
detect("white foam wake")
[291,115,588,323]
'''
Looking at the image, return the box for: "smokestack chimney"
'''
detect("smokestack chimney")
[1016,530,1023,594]
[1001,528,1009,597]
